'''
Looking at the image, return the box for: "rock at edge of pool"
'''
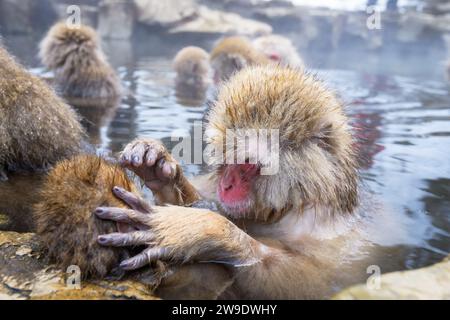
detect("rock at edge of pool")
[333,256,450,300]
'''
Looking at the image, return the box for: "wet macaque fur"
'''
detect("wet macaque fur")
[210,36,270,83]
[32,155,231,298]
[33,155,137,279]
[0,45,85,182]
[99,65,369,299]
[39,22,121,99]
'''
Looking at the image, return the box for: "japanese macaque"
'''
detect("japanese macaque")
[173,46,210,106]
[39,22,121,99]
[210,36,270,83]
[252,34,304,68]
[32,154,232,298]
[0,45,85,181]
[94,65,370,299]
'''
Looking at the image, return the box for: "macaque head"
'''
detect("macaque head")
[252,35,304,68]
[205,65,358,222]
[210,36,269,84]
[39,22,104,70]
[34,155,139,278]
[173,46,210,86]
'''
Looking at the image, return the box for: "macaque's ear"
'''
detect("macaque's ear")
[312,123,334,153]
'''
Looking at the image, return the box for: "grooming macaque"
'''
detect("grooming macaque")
[253,34,304,68]
[39,22,121,99]
[210,36,270,83]
[95,65,370,299]
[0,45,85,181]
[173,46,210,106]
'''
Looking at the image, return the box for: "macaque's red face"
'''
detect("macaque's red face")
[217,164,260,217]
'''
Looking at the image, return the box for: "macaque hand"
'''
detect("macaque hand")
[95,188,264,271]
[119,138,180,192]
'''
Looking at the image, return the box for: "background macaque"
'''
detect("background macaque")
[0,45,85,181]
[210,36,270,83]
[39,22,121,99]
[252,34,304,68]
[173,46,210,106]
[94,65,371,299]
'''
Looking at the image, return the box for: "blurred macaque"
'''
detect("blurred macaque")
[173,46,210,106]
[253,34,304,68]
[210,36,269,83]
[32,154,232,299]
[39,22,122,99]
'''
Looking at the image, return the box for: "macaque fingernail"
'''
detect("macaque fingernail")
[120,261,130,269]
[132,156,140,165]
[95,208,105,215]
[98,236,107,244]
[113,186,123,193]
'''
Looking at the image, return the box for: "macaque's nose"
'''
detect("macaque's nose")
[269,53,281,61]
[220,171,237,193]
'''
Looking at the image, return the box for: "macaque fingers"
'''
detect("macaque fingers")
[98,231,155,247]
[120,247,170,270]
[113,186,152,213]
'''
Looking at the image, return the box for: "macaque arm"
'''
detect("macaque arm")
[96,202,268,268]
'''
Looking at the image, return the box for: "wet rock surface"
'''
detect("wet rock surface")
[0,231,158,300]
[334,256,450,300]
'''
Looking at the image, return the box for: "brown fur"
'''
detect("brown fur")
[33,155,137,279]
[210,36,270,83]
[173,46,210,106]
[207,65,358,219]
[39,22,121,99]
[0,45,85,180]
[126,65,365,299]
[32,154,233,298]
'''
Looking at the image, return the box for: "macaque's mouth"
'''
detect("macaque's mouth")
[219,199,253,218]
